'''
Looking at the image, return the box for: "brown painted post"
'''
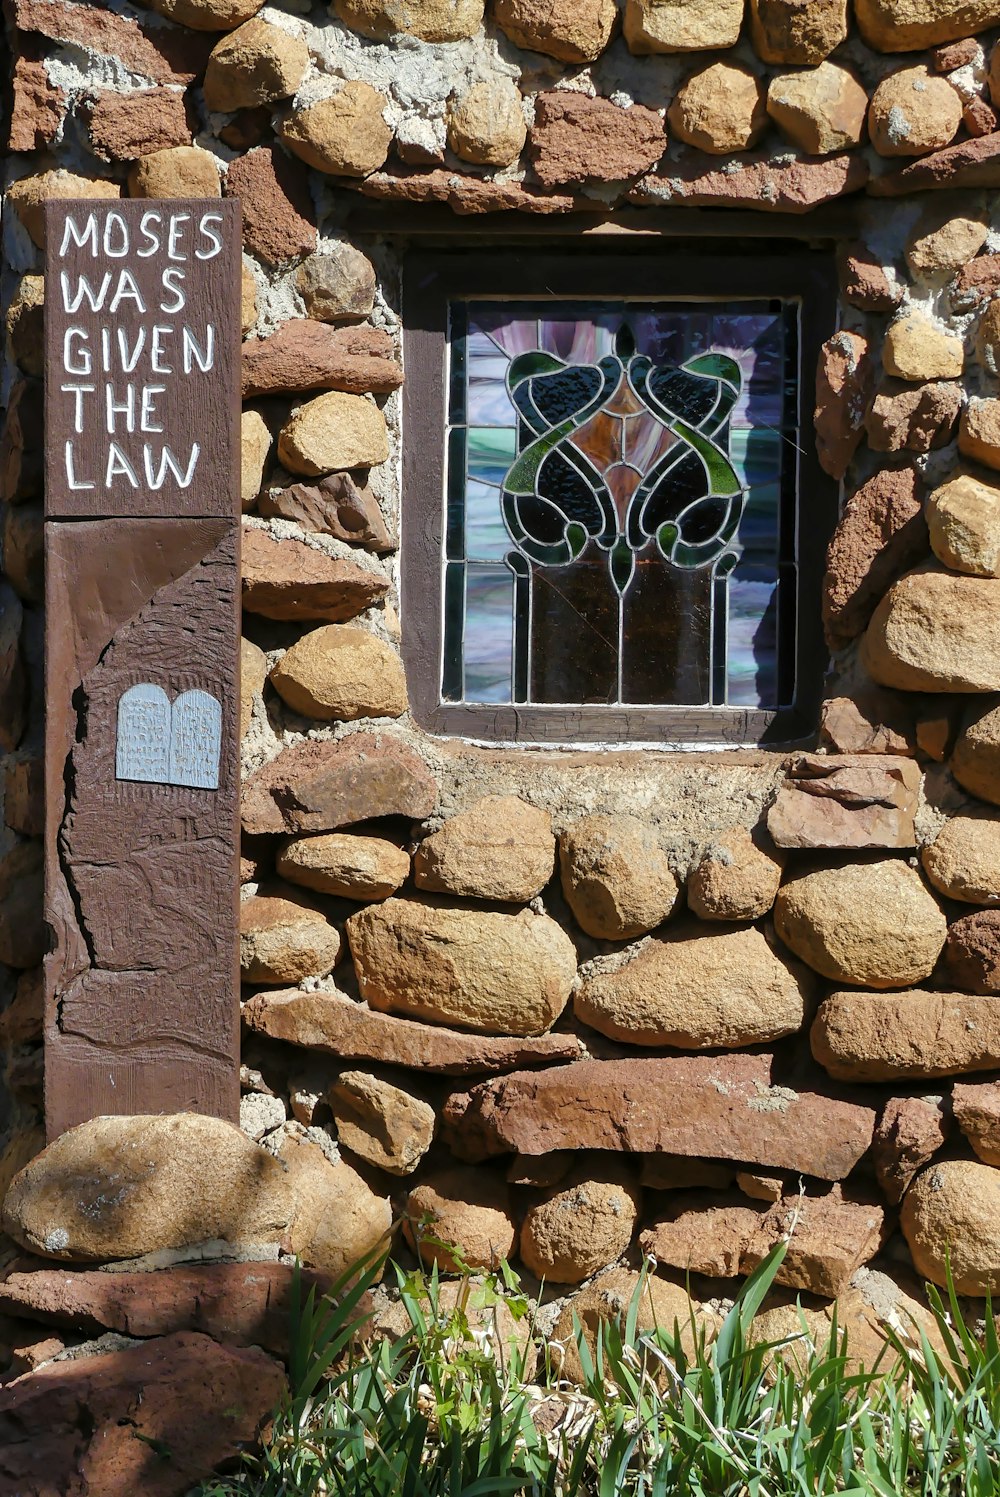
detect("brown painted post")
[43,199,242,1138]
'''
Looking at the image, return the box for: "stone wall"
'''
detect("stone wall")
[5,0,1000,1456]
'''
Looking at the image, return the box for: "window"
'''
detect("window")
[403,250,836,746]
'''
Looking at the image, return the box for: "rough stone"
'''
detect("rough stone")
[750,0,848,62]
[941,909,1000,991]
[225,145,316,266]
[819,686,917,756]
[668,62,768,155]
[240,635,266,739]
[242,321,402,399]
[7,49,65,153]
[0,1331,285,1497]
[631,151,869,213]
[902,1159,1000,1295]
[869,132,1000,195]
[6,170,120,248]
[494,0,616,61]
[839,242,904,312]
[414,795,555,902]
[281,83,393,178]
[811,988,1000,1080]
[927,471,1000,577]
[278,392,389,476]
[404,1166,516,1271]
[774,860,946,989]
[241,528,389,620]
[884,312,964,381]
[278,1128,391,1276]
[766,62,868,155]
[277,832,409,900]
[551,1266,710,1383]
[1,1114,297,1261]
[449,78,526,168]
[814,331,874,480]
[8,0,216,85]
[641,1156,735,1191]
[329,1070,435,1174]
[242,986,585,1073]
[559,813,680,939]
[239,889,341,985]
[766,754,921,850]
[5,275,44,378]
[347,898,577,1036]
[865,380,962,452]
[963,95,998,135]
[296,245,377,322]
[204,17,309,112]
[446,1052,877,1180]
[259,472,393,551]
[0,378,43,504]
[864,568,1000,692]
[575,921,811,1049]
[624,0,744,53]
[933,36,981,69]
[241,733,436,836]
[907,210,990,277]
[855,0,1000,52]
[241,262,257,333]
[737,1169,788,1202]
[357,167,593,214]
[333,0,484,40]
[960,398,1000,470]
[3,499,44,604]
[269,624,407,721]
[922,815,1000,904]
[687,826,784,921]
[520,1163,641,1284]
[240,1090,286,1139]
[4,757,44,837]
[0,583,27,753]
[128,144,221,198]
[872,1096,949,1203]
[977,299,1000,374]
[146,0,266,25]
[0,841,45,970]
[241,409,271,510]
[823,468,928,650]
[869,65,962,157]
[86,88,191,162]
[530,92,665,188]
[952,1079,1000,1164]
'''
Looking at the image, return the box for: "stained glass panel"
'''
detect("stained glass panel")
[442,300,800,713]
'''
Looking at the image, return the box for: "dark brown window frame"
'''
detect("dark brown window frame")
[401,242,839,748]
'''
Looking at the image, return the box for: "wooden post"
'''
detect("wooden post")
[43,199,242,1138]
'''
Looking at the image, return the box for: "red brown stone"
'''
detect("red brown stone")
[86,88,193,160]
[931,37,980,71]
[258,472,394,552]
[814,331,874,481]
[0,583,27,755]
[0,967,43,1049]
[220,106,274,151]
[865,380,963,452]
[0,1330,285,1497]
[241,322,403,398]
[819,687,917,756]
[529,91,666,189]
[226,145,316,266]
[0,379,43,504]
[869,131,1000,197]
[837,241,904,312]
[822,467,927,650]
[443,1053,877,1180]
[4,757,43,837]
[963,97,998,138]
[358,167,589,215]
[0,840,44,970]
[631,151,869,213]
[241,528,389,620]
[7,48,65,152]
[941,910,1000,994]
[8,0,215,86]
[952,253,1000,307]
[951,1078,1000,1164]
[242,986,586,1073]
[872,1096,949,1204]
[767,754,921,850]
[241,733,437,836]
[3,499,43,604]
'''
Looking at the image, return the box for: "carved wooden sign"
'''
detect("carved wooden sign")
[44,199,241,1138]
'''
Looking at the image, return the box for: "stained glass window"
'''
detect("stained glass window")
[442,301,799,714]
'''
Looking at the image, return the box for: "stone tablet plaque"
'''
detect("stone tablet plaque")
[43,200,241,1138]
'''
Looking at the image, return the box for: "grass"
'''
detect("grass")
[195,1243,1000,1497]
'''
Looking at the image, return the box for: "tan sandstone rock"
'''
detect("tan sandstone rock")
[766,62,868,155]
[559,813,680,940]
[146,0,265,27]
[575,921,811,1049]
[960,399,1000,471]
[907,210,990,277]
[750,0,848,62]
[624,0,744,53]
[404,1166,516,1271]
[239,889,342,984]
[269,625,407,721]
[953,699,1000,805]
[855,0,1000,52]
[241,733,435,835]
[922,816,1000,904]
[687,826,783,921]
[128,144,221,197]
[414,795,555,903]
[296,244,377,323]
[519,1163,641,1284]
[240,636,266,739]
[864,569,1000,692]
[280,83,392,177]
[551,1267,712,1382]
[774,860,946,988]
[6,170,120,248]
[494,0,616,62]
[952,1079,1000,1164]
[868,65,962,156]
[277,1128,391,1277]
[347,898,577,1036]
[767,754,921,850]
[883,311,964,380]
[241,263,257,333]
[977,299,1000,374]
[278,392,389,475]
[902,1159,1000,1295]
[5,276,43,377]
[240,408,271,510]
[334,0,484,41]
[668,62,768,155]
[204,17,308,111]
[277,833,410,900]
[927,471,1000,577]
[448,78,526,167]
[811,988,1000,1080]
[329,1070,435,1174]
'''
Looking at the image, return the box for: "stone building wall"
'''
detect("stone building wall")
[3,0,1000,1441]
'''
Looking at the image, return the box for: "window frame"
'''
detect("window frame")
[402,246,839,748]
